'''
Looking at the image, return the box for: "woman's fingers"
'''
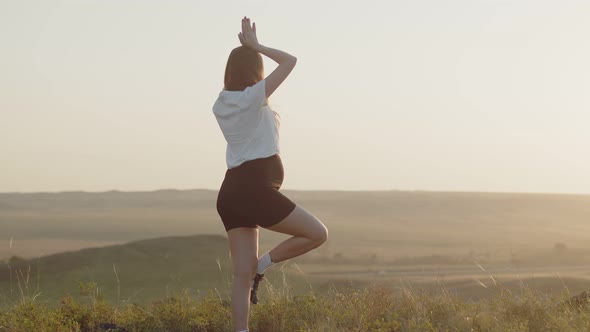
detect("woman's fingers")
[239,16,257,46]
[242,17,250,36]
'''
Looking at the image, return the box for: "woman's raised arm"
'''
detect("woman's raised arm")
[238,16,297,98]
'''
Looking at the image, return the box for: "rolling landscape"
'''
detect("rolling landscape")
[2,189,590,311]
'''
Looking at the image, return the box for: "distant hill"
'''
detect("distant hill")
[0,189,225,259]
[0,189,215,210]
[0,234,232,308]
[2,189,590,262]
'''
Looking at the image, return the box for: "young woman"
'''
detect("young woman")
[212,17,329,332]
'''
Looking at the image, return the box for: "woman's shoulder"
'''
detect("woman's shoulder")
[219,80,266,108]
[221,79,265,95]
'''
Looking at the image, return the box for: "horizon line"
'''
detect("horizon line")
[1,188,589,196]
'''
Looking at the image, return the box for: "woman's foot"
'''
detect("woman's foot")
[250,273,264,304]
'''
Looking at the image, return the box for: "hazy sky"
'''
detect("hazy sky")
[2,0,589,193]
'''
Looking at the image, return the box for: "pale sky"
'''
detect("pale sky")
[2,0,589,194]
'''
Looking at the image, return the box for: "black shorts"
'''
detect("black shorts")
[216,153,297,232]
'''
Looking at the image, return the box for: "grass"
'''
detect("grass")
[2,234,590,331]
[1,274,590,331]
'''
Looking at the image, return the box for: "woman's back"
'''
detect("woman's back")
[212,79,281,168]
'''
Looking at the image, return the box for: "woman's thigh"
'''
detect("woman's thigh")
[264,205,328,239]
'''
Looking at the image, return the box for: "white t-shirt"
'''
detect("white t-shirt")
[212,79,282,169]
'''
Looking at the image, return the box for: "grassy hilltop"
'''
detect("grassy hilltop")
[1,277,590,331]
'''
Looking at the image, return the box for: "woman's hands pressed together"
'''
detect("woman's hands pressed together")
[236,16,297,97]
[238,16,261,51]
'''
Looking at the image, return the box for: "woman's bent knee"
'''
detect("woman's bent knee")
[312,225,328,246]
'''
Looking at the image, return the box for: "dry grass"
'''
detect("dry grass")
[1,268,590,332]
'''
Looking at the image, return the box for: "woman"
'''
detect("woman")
[212,17,329,332]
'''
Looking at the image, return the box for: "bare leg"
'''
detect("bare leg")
[264,205,328,263]
[227,227,258,331]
